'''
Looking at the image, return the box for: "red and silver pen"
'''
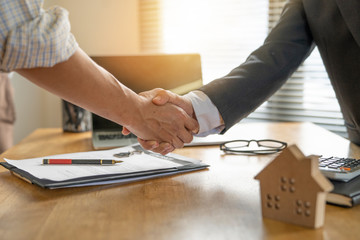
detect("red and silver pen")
[42,159,123,165]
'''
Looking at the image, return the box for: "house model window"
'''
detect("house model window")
[255,145,333,228]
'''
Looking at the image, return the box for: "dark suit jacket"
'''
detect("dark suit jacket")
[200,0,360,144]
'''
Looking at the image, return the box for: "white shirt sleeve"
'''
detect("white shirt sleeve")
[184,90,225,137]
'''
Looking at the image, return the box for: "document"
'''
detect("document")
[0,145,209,189]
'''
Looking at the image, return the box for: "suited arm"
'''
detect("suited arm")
[200,0,315,133]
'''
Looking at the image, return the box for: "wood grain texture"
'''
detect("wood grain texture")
[1,122,360,240]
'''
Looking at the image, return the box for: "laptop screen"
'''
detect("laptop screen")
[92,113,124,131]
[91,54,202,94]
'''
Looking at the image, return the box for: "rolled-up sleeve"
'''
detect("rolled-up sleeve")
[0,1,78,72]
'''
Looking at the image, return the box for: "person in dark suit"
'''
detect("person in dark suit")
[132,0,360,154]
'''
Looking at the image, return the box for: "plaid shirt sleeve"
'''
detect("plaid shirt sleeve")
[0,0,78,72]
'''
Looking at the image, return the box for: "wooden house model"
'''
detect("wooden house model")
[255,145,333,228]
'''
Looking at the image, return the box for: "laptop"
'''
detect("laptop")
[91,54,203,149]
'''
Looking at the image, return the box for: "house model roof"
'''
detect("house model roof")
[255,145,333,192]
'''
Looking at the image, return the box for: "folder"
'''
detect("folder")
[0,145,209,189]
[326,175,360,207]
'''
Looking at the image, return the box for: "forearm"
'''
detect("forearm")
[200,0,314,132]
[15,48,140,127]
[16,48,197,146]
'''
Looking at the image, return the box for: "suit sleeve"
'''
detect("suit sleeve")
[199,0,315,133]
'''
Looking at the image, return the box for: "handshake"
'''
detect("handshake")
[122,88,200,155]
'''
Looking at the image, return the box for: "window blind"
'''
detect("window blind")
[139,0,163,52]
[138,0,347,138]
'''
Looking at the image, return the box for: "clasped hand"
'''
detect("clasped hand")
[123,88,197,155]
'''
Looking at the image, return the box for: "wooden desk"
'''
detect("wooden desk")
[1,122,360,240]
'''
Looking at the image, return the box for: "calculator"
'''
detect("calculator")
[318,156,360,182]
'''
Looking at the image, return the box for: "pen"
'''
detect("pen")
[42,159,123,165]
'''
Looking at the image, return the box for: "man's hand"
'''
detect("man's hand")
[123,88,198,155]
[140,88,196,118]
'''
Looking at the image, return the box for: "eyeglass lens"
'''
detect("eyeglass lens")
[220,139,287,155]
[223,140,284,149]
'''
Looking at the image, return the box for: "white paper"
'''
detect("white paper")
[4,145,199,182]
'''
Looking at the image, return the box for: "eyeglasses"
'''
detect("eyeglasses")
[220,139,287,155]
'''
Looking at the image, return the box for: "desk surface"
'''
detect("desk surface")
[1,122,360,240]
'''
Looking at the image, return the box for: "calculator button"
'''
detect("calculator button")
[319,156,360,181]
[339,167,351,171]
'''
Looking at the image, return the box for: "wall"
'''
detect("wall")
[11,0,140,145]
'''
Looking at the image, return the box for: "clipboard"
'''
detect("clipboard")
[0,145,209,189]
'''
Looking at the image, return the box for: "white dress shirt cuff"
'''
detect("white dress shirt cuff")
[184,90,225,136]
